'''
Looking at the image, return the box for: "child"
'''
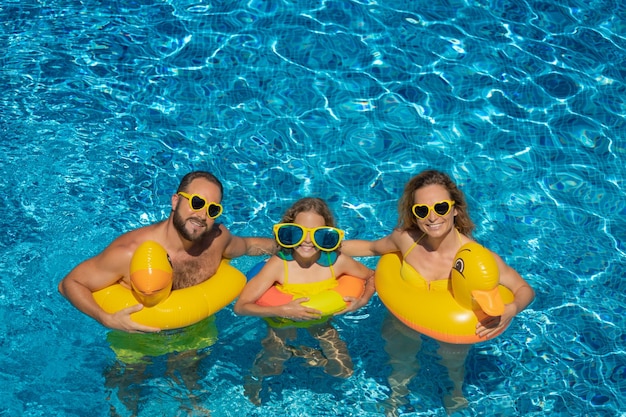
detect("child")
[234,197,374,404]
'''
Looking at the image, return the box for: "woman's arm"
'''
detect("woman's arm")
[341,230,402,257]
[475,252,535,338]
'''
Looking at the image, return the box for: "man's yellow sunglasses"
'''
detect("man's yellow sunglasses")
[178,192,223,219]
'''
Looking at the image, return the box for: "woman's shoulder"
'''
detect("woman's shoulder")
[458,232,473,245]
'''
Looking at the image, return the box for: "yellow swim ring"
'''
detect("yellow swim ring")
[375,242,514,344]
[93,241,246,330]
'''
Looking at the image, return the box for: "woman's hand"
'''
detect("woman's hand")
[475,303,516,339]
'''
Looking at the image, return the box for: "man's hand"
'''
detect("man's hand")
[104,304,161,333]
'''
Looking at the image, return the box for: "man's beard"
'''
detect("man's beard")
[173,210,208,242]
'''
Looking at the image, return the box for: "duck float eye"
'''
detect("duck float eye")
[453,258,465,275]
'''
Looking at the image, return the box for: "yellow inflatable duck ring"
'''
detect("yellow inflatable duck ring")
[375,242,514,344]
[93,240,246,330]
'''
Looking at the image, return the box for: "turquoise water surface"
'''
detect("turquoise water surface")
[1,0,625,416]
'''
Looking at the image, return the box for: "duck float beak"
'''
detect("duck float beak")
[471,286,505,316]
[130,240,173,307]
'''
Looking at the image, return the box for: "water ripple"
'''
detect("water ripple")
[1,0,625,416]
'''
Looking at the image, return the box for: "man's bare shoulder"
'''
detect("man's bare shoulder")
[215,223,232,240]
[104,222,166,255]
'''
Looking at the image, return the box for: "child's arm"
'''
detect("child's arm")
[333,255,376,314]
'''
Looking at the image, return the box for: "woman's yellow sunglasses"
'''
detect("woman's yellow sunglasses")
[178,192,223,219]
[412,200,455,219]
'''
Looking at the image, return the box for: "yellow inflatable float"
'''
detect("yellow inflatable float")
[375,242,514,344]
[93,240,246,330]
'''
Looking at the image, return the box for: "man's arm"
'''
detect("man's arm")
[58,241,161,333]
[222,226,277,259]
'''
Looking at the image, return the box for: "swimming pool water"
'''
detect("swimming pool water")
[1,0,625,416]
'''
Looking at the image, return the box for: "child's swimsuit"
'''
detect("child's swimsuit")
[274,251,339,297]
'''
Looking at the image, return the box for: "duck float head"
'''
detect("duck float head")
[451,242,504,316]
[129,240,173,307]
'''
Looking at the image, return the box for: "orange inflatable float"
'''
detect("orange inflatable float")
[375,242,514,344]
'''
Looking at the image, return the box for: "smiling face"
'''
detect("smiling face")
[412,184,457,238]
[172,178,223,242]
[291,210,326,261]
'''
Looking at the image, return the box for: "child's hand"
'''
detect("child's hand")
[334,296,360,315]
[281,298,322,321]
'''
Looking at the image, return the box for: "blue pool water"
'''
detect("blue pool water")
[1,0,625,416]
